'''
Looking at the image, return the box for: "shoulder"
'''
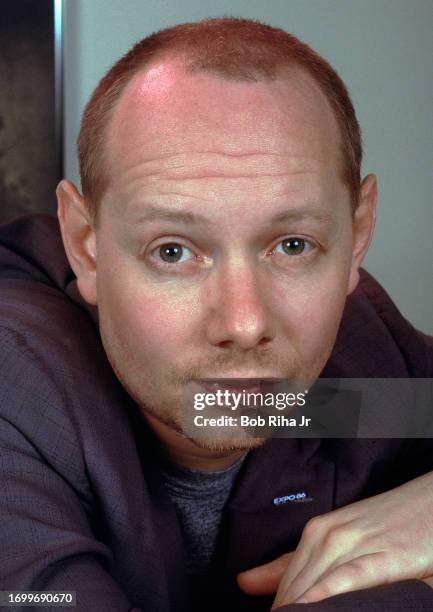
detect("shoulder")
[0,215,141,493]
[325,268,433,377]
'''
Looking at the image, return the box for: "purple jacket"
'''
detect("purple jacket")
[1,214,433,611]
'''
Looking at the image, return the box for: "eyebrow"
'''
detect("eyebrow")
[134,205,208,225]
[270,207,335,226]
[133,204,335,226]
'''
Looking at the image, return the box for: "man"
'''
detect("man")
[1,17,433,611]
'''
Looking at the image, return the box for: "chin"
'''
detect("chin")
[189,436,267,453]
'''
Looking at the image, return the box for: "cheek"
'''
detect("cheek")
[299,283,347,349]
[97,264,201,365]
[271,259,351,354]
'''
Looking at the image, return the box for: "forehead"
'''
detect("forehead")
[105,58,341,174]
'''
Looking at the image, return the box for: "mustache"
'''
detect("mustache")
[170,348,297,383]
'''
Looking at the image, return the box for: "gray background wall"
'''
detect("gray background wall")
[62,0,433,333]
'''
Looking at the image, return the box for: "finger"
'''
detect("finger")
[272,521,362,607]
[272,552,326,610]
[293,551,392,604]
[269,517,329,600]
[271,546,326,608]
[237,552,294,595]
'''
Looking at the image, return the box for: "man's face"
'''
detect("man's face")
[92,60,357,449]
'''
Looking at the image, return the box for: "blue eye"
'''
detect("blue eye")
[274,237,312,256]
[153,243,192,263]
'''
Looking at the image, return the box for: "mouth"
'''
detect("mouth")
[197,379,273,394]
[194,379,288,414]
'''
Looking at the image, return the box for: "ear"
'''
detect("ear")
[56,179,98,305]
[347,174,377,295]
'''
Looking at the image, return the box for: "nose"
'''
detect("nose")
[205,261,276,350]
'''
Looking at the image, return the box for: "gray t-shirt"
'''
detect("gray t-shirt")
[161,453,247,575]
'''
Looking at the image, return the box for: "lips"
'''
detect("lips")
[198,380,262,394]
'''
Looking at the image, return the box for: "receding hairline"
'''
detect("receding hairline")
[77,17,362,218]
[104,57,345,185]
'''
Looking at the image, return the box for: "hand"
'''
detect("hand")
[237,471,433,607]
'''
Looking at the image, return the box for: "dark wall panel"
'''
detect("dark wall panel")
[0,0,58,223]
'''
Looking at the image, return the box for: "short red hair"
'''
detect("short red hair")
[78,17,362,217]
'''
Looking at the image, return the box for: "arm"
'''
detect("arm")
[238,470,433,609]
[273,580,433,611]
[0,330,141,612]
